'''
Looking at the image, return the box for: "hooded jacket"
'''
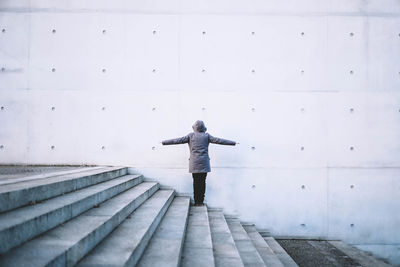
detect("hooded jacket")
[162,120,236,173]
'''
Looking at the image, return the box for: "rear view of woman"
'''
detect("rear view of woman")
[162,120,238,206]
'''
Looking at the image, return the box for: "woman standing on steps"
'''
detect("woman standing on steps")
[161,120,238,206]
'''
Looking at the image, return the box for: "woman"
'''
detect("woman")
[161,120,238,206]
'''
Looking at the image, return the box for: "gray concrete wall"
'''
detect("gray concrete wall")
[1,0,399,264]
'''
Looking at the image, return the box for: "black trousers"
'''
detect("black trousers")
[192,172,207,204]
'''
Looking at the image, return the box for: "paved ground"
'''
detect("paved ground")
[0,166,86,180]
[277,239,362,267]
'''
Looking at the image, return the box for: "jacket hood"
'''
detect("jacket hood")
[192,120,207,132]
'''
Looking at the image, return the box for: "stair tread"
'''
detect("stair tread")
[225,217,266,267]
[0,174,142,254]
[0,182,158,267]
[263,237,299,267]
[0,166,105,186]
[0,166,125,193]
[0,167,127,213]
[208,209,244,267]
[77,189,175,267]
[328,240,393,267]
[137,196,190,267]
[242,225,284,267]
[181,206,215,267]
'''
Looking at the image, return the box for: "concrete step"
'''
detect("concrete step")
[0,181,159,267]
[0,174,143,254]
[137,196,190,267]
[0,166,127,213]
[77,189,175,267]
[262,237,299,267]
[328,241,393,267]
[181,205,215,267]
[208,208,244,267]
[0,166,105,186]
[242,224,284,267]
[225,217,266,267]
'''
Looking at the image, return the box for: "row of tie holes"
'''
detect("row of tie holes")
[0,106,362,112]
[251,184,355,190]
[0,28,373,36]
[0,144,357,152]
[299,223,355,228]
[2,27,400,37]
[38,68,364,75]
[1,105,399,116]
[3,67,400,77]
[2,67,400,76]
[0,67,376,74]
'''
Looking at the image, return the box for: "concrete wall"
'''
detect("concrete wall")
[1,0,400,264]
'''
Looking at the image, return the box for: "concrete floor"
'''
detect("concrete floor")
[277,240,362,267]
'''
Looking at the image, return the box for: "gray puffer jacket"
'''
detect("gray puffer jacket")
[162,120,236,173]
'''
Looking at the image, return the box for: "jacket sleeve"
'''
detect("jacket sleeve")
[162,134,190,145]
[208,134,236,146]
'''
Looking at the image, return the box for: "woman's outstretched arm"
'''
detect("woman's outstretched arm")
[162,135,190,145]
[208,134,236,145]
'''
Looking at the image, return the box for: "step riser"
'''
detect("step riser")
[0,175,143,254]
[50,183,159,267]
[124,192,175,267]
[0,167,127,213]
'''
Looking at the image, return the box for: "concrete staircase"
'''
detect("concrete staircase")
[0,166,393,267]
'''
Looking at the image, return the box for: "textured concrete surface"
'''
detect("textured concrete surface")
[78,189,174,267]
[0,166,127,212]
[0,182,159,267]
[0,166,87,179]
[137,196,190,267]
[277,239,363,267]
[2,3,400,264]
[208,209,244,267]
[0,174,142,253]
[181,206,215,267]
[263,236,299,267]
[243,224,284,267]
[329,241,394,267]
[226,217,266,267]
[0,166,104,185]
